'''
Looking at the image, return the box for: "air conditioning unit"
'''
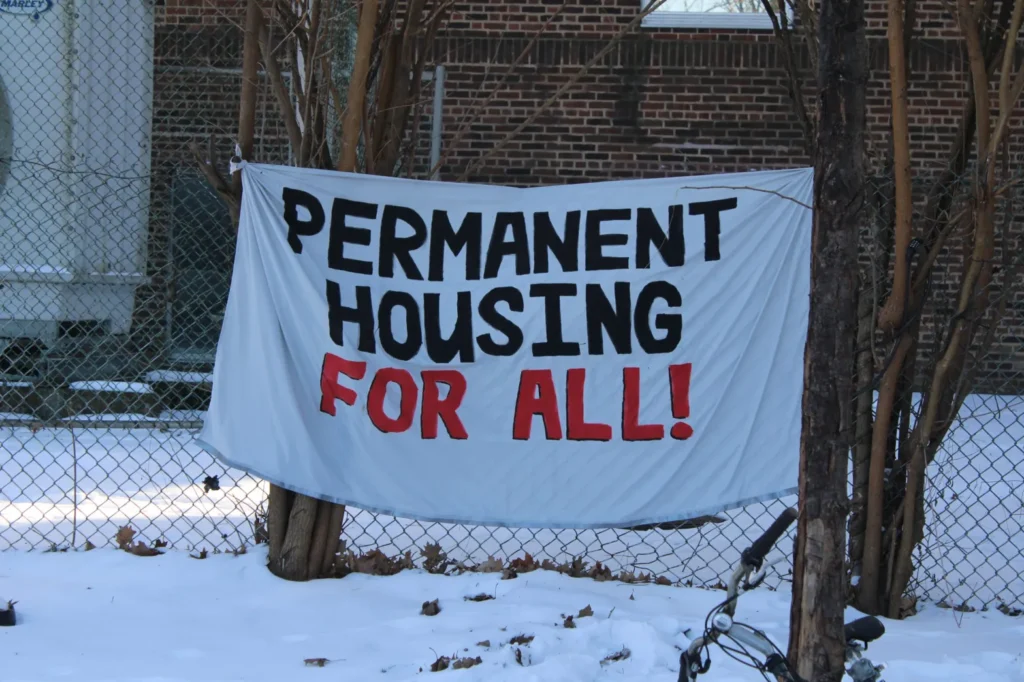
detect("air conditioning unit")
[0,0,153,373]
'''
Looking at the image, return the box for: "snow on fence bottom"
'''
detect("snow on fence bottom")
[1,394,1022,610]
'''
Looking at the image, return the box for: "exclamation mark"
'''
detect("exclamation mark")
[669,363,694,440]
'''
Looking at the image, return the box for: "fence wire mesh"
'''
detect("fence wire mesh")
[0,0,1022,615]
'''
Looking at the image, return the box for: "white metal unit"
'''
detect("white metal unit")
[0,0,154,346]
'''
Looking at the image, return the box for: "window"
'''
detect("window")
[642,0,774,30]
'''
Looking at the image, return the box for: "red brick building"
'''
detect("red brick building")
[150,0,1022,392]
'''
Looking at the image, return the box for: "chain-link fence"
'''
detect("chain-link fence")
[1,0,1022,615]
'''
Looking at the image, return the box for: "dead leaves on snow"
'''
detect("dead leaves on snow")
[420,599,442,616]
[115,526,165,557]
[297,542,676,587]
[464,593,494,602]
[430,653,482,673]
[601,647,632,665]
[0,600,16,627]
[562,604,594,628]
[422,543,451,575]
[334,545,415,577]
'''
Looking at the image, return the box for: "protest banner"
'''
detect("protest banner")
[199,164,812,528]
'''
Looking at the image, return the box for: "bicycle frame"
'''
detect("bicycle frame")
[678,509,887,682]
[679,559,795,682]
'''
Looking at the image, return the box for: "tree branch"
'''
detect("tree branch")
[260,16,304,156]
[877,0,913,334]
[758,0,815,156]
[338,0,380,172]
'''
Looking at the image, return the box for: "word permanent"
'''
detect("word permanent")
[283,189,738,362]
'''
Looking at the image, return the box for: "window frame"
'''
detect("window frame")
[641,3,776,30]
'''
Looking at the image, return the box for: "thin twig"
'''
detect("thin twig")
[758,0,814,155]
[673,184,812,210]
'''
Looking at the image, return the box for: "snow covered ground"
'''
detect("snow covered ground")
[1,394,1023,609]
[2,547,1023,682]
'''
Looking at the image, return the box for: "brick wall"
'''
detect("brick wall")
[145,0,1024,392]
[142,0,290,365]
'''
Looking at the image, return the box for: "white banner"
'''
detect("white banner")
[198,163,812,528]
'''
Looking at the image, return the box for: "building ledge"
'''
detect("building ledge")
[641,9,774,30]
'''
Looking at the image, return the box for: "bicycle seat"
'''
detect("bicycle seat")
[844,615,885,643]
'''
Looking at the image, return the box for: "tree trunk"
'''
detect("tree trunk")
[788,0,865,676]
[263,0,384,582]
[233,0,261,203]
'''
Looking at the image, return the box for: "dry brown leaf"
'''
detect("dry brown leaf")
[464,593,494,602]
[578,605,594,618]
[509,634,534,646]
[303,657,329,667]
[83,540,96,551]
[601,647,631,665]
[127,541,162,557]
[421,543,450,575]
[514,648,523,666]
[655,576,672,586]
[509,553,540,573]
[430,655,451,672]
[152,538,168,549]
[567,557,587,577]
[421,599,441,616]
[563,615,576,628]
[190,549,209,560]
[591,562,613,582]
[476,640,491,648]
[451,656,482,670]
[115,526,136,550]
[343,549,415,576]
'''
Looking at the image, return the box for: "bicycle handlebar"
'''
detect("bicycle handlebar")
[741,507,797,570]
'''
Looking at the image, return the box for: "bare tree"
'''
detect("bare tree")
[192,0,448,580]
[762,0,1024,620]
[854,0,1024,619]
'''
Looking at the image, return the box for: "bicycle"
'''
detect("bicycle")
[678,507,888,682]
